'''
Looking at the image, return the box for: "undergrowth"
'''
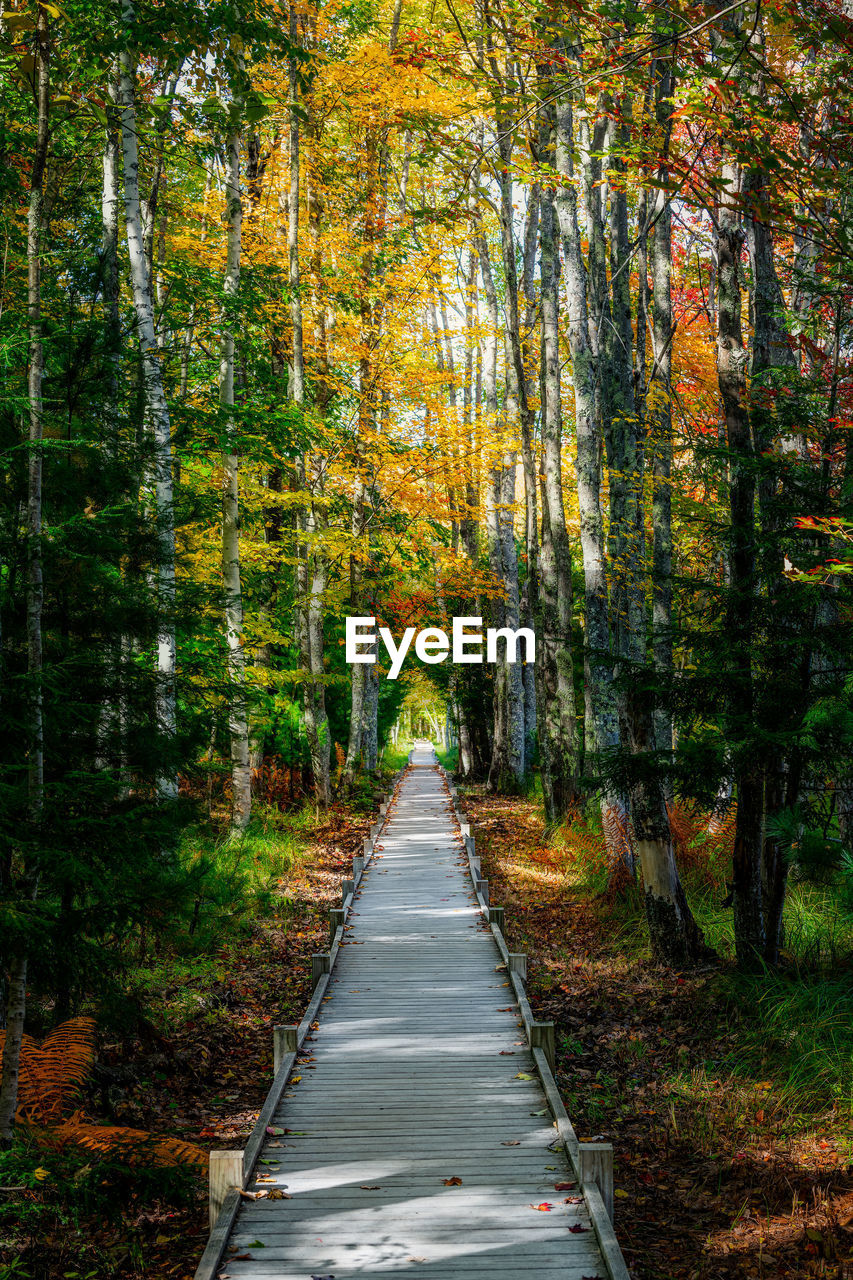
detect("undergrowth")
[0,1134,199,1280]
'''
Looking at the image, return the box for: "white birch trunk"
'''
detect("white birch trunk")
[537,149,579,824]
[118,3,177,801]
[220,125,251,832]
[476,224,524,789]
[95,72,123,776]
[288,21,330,804]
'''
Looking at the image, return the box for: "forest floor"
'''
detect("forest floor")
[2,774,852,1280]
[0,793,379,1280]
[464,788,853,1280]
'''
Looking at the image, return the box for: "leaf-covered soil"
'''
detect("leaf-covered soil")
[463,789,853,1280]
[6,783,852,1279]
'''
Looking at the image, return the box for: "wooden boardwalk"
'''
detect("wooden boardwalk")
[196,747,628,1280]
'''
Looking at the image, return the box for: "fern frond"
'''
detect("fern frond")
[54,1116,207,1169]
[602,803,634,880]
[0,1016,96,1123]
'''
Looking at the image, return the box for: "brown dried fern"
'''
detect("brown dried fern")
[602,803,635,886]
[0,1018,206,1171]
[0,1016,97,1123]
[53,1115,206,1169]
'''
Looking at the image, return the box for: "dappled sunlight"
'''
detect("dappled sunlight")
[461,785,853,1279]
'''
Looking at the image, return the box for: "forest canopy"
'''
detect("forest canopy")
[2,0,853,1224]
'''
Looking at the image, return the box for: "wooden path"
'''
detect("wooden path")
[195,746,629,1280]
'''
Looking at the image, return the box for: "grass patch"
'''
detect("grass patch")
[720,967,853,1119]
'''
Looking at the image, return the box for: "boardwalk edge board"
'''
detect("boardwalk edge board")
[193,755,630,1280]
[442,765,631,1280]
[192,771,404,1280]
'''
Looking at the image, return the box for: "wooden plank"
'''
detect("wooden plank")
[193,1186,241,1280]
[219,1266,602,1280]
[209,1150,242,1228]
[195,749,625,1280]
[272,1025,298,1076]
[580,1141,615,1221]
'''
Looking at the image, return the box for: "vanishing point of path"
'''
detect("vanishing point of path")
[214,747,613,1279]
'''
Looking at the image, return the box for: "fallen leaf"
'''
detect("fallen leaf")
[265,1126,284,1135]
[360,1185,381,1190]
[514,1072,533,1080]
[239,1190,267,1201]
[531,1202,553,1211]
[554,1182,575,1191]
[442,1176,463,1186]
[568,1224,590,1233]
[267,1190,291,1200]
[245,1240,266,1248]
[501,1140,520,1146]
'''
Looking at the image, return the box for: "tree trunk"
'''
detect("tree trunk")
[118,1,178,802]
[362,657,379,771]
[537,132,579,824]
[626,680,708,965]
[552,79,631,868]
[344,472,366,783]
[0,5,49,1146]
[716,158,765,965]
[288,12,330,805]
[650,59,676,768]
[220,125,251,832]
[476,227,523,790]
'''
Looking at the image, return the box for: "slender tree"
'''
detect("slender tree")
[118,0,178,801]
[220,119,252,831]
[0,2,49,1144]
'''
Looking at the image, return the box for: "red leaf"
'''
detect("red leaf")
[568,1223,590,1233]
[443,1176,463,1186]
[530,1202,553,1211]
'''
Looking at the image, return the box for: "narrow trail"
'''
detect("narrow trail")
[201,747,621,1279]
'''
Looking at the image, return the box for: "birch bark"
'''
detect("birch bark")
[553,81,632,872]
[537,121,579,823]
[118,1,178,801]
[650,60,675,764]
[476,227,524,789]
[717,158,765,964]
[220,124,251,831]
[289,13,330,805]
